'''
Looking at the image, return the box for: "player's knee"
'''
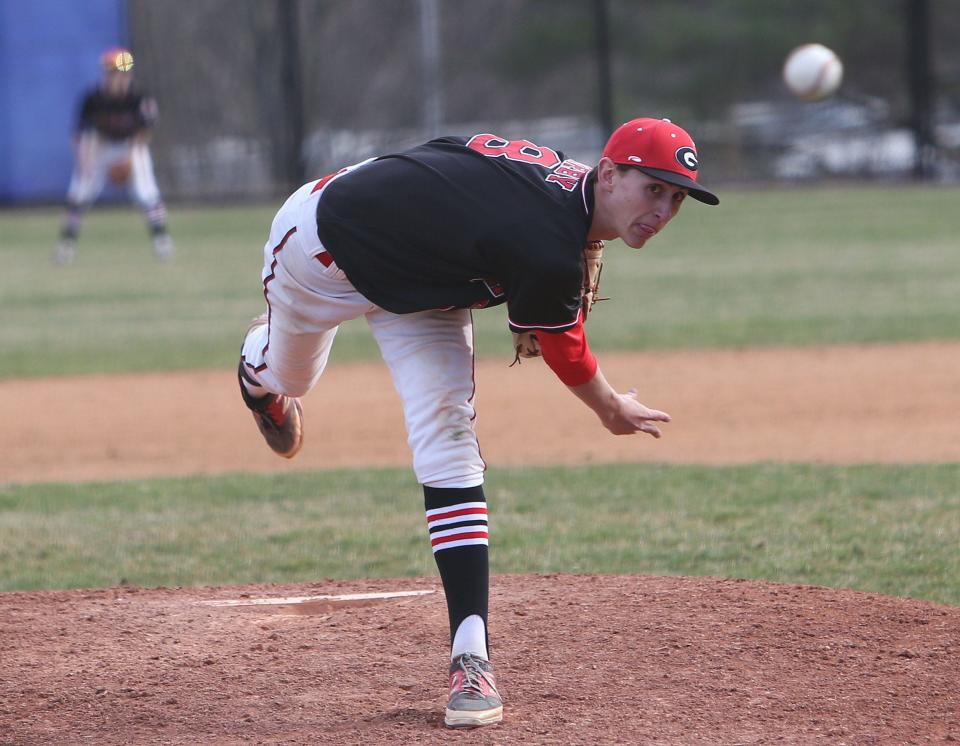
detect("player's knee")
[279,380,312,399]
[410,403,483,485]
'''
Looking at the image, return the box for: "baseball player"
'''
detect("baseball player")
[53,47,173,265]
[236,117,718,727]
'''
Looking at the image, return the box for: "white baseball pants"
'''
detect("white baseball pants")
[67,132,162,208]
[240,170,486,489]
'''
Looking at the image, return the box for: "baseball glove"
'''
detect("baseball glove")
[512,240,606,363]
[108,159,132,185]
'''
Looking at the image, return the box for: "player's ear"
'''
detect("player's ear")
[595,157,617,191]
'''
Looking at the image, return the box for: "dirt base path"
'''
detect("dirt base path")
[2,574,958,745]
[4,342,960,485]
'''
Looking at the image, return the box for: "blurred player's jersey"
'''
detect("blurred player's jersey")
[316,135,594,332]
[78,88,158,141]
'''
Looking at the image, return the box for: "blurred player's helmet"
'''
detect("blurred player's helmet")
[101,47,134,73]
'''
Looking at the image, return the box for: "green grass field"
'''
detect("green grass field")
[1,186,958,599]
[2,464,958,605]
[2,185,959,377]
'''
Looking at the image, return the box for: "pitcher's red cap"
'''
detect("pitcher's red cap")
[602,117,719,205]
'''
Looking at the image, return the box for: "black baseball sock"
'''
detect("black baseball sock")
[61,202,85,240]
[423,484,490,660]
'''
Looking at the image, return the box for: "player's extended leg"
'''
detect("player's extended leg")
[239,181,376,457]
[54,200,86,265]
[129,144,173,261]
[367,308,502,728]
[239,313,308,458]
[427,484,502,728]
[54,135,108,264]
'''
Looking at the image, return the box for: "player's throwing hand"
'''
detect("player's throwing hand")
[610,388,671,438]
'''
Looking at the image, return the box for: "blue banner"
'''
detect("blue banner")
[0,0,127,203]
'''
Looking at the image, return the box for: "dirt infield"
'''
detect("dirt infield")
[4,342,960,485]
[2,342,959,744]
[2,575,958,745]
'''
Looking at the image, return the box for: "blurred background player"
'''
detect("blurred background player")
[53,47,173,264]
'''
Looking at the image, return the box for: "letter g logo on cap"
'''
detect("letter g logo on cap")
[675,147,699,171]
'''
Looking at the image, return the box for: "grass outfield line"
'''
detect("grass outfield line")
[2,463,957,606]
[2,185,960,378]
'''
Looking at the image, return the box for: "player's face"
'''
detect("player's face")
[600,166,688,249]
[104,70,132,95]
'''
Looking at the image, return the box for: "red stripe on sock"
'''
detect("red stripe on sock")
[431,530,489,547]
[426,507,488,524]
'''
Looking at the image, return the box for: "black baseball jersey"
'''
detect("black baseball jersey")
[316,135,595,333]
[77,87,158,141]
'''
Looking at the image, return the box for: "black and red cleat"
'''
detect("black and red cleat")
[238,363,303,459]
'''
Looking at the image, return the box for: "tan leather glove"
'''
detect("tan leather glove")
[108,159,132,185]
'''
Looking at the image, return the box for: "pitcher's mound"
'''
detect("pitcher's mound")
[2,573,958,744]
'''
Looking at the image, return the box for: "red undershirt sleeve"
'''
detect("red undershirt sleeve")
[537,315,598,387]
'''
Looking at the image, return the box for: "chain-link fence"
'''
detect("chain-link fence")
[126,0,960,202]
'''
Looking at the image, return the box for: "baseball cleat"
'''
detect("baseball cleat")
[238,361,304,459]
[52,239,76,265]
[152,234,175,262]
[444,653,503,728]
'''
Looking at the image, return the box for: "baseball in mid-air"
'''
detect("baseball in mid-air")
[782,43,843,101]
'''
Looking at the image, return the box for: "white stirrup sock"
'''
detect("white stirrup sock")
[451,614,488,661]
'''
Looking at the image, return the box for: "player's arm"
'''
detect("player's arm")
[537,318,670,438]
[73,94,96,150]
[567,367,671,438]
[76,93,94,136]
[505,242,667,437]
[133,95,159,145]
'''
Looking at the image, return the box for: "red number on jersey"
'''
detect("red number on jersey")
[466,134,562,168]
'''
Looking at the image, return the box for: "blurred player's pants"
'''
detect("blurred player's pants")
[67,133,162,208]
[241,170,486,489]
